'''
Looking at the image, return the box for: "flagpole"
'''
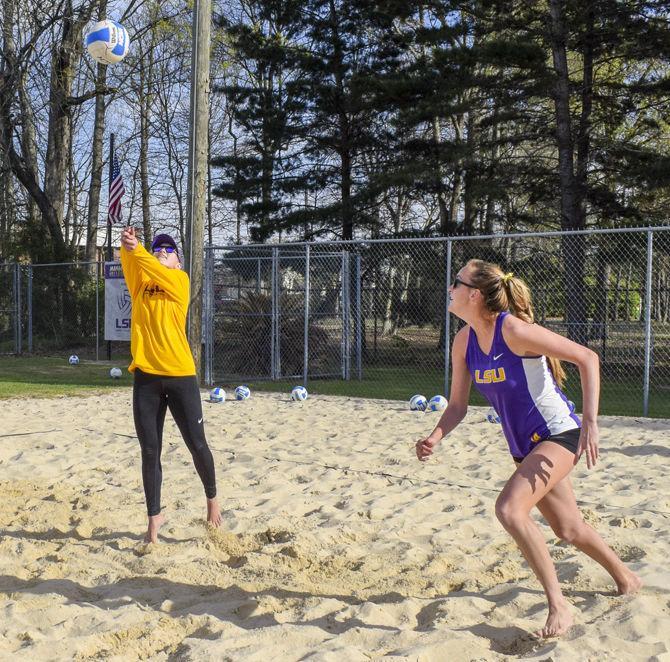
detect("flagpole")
[107,132,115,361]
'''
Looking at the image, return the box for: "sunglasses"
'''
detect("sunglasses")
[453,276,477,289]
[152,245,176,254]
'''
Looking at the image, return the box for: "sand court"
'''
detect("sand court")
[0,391,669,660]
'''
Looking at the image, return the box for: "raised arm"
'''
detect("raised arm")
[416,325,472,461]
[120,228,188,303]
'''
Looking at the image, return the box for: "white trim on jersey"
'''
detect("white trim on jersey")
[522,356,577,435]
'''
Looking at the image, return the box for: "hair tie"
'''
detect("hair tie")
[502,272,514,284]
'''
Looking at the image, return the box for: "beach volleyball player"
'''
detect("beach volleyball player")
[120,227,221,543]
[416,259,641,638]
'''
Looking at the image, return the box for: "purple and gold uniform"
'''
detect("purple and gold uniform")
[466,312,580,459]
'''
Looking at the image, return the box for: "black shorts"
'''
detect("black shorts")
[513,427,581,464]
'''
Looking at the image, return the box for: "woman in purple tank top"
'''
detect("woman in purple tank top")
[415,259,641,638]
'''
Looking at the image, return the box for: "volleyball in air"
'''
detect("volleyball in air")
[68,355,79,365]
[209,387,225,403]
[409,394,427,411]
[291,385,308,401]
[84,20,130,65]
[109,367,122,379]
[486,407,501,424]
[428,395,448,412]
[568,400,576,412]
[235,385,251,400]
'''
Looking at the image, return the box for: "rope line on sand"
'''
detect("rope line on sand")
[0,429,61,439]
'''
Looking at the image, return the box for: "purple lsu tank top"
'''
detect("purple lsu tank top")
[465,312,580,458]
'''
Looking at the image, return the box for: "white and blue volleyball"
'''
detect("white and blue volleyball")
[568,400,576,412]
[409,394,427,411]
[85,20,130,65]
[235,385,251,400]
[486,407,501,424]
[68,354,79,365]
[109,367,122,379]
[291,385,308,401]
[209,387,225,403]
[428,395,448,412]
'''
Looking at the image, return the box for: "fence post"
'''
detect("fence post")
[444,239,452,396]
[355,253,362,381]
[27,265,33,353]
[303,244,310,387]
[643,229,653,416]
[271,247,279,380]
[204,248,213,386]
[15,264,22,354]
[341,250,351,380]
[95,261,100,361]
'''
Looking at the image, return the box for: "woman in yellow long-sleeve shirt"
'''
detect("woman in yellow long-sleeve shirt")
[120,227,221,544]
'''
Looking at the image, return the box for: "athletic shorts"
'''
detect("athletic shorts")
[513,427,581,464]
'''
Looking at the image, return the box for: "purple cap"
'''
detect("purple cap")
[151,233,179,255]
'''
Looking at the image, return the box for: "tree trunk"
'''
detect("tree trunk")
[547,0,587,343]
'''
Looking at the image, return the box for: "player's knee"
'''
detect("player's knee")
[551,520,584,544]
[495,497,525,531]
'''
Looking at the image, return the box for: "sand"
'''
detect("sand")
[0,390,668,661]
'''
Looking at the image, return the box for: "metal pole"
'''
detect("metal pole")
[355,254,362,380]
[271,247,278,380]
[106,132,114,362]
[257,258,261,294]
[345,251,351,380]
[303,245,310,387]
[16,264,21,354]
[13,264,18,354]
[643,229,653,416]
[204,248,213,386]
[27,266,33,353]
[444,240,452,396]
[95,260,100,361]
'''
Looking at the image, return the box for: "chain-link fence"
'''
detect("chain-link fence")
[2,227,669,417]
[0,263,20,355]
[1,261,130,361]
[205,227,670,418]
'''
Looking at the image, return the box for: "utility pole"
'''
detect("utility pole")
[185,0,211,380]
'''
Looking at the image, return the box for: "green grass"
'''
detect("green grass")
[230,366,670,419]
[0,356,132,398]
[2,356,668,418]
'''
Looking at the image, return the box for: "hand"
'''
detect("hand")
[416,436,440,461]
[121,226,138,252]
[576,420,599,469]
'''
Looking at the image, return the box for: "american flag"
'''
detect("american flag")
[108,154,125,224]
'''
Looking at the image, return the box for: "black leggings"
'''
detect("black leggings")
[133,369,217,516]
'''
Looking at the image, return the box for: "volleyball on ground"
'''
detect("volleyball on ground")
[68,355,79,365]
[291,385,308,401]
[109,367,122,379]
[209,387,225,403]
[486,407,501,424]
[409,394,427,411]
[235,385,251,400]
[428,395,448,411]
[84,19,130,65]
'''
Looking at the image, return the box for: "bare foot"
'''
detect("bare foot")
[144,513,166,543]
[534,601,573,639]
[207,497,222,528]
[616,571,643,595]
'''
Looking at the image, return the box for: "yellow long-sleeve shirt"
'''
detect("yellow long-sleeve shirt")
[120,243,196,376]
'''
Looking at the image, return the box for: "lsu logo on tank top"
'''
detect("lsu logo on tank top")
[465,312,580,459]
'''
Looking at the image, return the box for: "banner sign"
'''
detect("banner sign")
[104,262,131,341]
